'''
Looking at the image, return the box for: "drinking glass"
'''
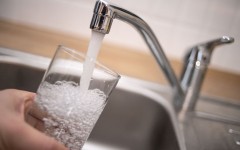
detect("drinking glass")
[29,45,120,150]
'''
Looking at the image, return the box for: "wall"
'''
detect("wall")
[0,0,239,74]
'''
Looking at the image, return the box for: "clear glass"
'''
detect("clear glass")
[29,45,120,150]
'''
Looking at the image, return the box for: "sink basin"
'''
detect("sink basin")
[181,95,240,150]
[3,47,239,150]
[86,85,179,150]
[0,47,184,150]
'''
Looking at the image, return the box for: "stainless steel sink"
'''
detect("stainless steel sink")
[86,85,180,150]
[0,47,184,150]
[181,95,240,150]
[2,47,240,150]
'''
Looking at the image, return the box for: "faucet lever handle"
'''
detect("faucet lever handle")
[187,36,235,65]
[180,36,234,112]
[203,36,234,51]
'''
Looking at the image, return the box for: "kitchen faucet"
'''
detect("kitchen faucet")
[90,0,234,113]
[180,36,234,112]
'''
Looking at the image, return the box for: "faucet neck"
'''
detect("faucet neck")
[90,0,185,112]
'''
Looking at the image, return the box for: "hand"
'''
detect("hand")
[0,89,67,150]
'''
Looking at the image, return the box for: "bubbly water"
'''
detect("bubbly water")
[80,31,105,92]
[34,31,107,149]
[35,81,107,150]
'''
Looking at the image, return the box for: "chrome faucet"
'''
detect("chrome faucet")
[180,36,234,112]
[90,0,234,113]
[90,0,184,111]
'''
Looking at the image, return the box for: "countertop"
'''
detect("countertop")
[0,20,240,101]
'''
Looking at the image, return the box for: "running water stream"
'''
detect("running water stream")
[80,31,105,92]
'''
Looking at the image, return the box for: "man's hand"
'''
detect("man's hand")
[0,89,67,150]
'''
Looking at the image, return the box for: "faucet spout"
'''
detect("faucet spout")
[90,0,184,111]
[90,0,114,34]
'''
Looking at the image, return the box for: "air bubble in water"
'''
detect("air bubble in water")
[35,81,107,150]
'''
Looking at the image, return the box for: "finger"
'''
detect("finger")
[12,89,36,114]
[6,121,67,150]
[23,92,36,113]
[0,89,35,118]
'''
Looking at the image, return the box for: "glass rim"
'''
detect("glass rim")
[57,45,121,79]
